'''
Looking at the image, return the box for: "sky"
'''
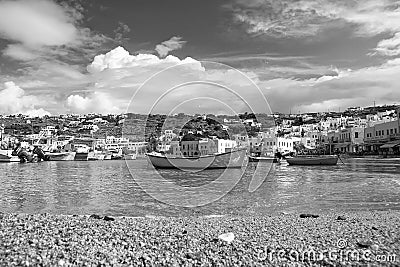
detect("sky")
[0,0,400,116]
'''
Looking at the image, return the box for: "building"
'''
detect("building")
[364,119,400,154]
[216,139,237,154]
[277,137,298,153]
[180,140,200,157]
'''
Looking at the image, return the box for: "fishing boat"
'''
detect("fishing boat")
[286,155,339,166]
[248,155,278,163]
[74,144,89,161]
[0,150,20,163]
[45,151,76,161]
[147,149,246,169]
[123,153,137,160]
[88,151,105,161]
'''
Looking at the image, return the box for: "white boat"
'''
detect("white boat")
[123,154,137,160]
[45,151,76,161]
[74,144,90,161]
[248,155,278,163]
[286,155,339,166]
[0,150,20,163]
[88,151,105,161]
[146,149,246,169]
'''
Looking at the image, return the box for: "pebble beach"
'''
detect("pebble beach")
[1,211,399,266]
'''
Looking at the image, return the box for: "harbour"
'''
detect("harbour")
[1,158,399,216]
[1,0,400,264]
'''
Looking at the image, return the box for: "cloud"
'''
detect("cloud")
[228,0,400,38]
[87,46,201,73]
[375,33,400,56]
[0,0,110,62]
[0,81,50,116]
[66,92,122,114]
[0,0,77,47]
[261,59,400,112]
[155,36,187,57]
[24,108,51,118]
[3,44,39,61]
[114,21,131,43]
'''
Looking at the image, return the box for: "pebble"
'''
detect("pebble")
[336,216,346,221]
[299,213,319,218]
[0,212,399,266]
[218,232,235,244]
[357,240,373,248]
[371,244,379,251]
[89,214,102,220]
[103,216,115,222]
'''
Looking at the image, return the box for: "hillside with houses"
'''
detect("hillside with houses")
[1,104,400,158]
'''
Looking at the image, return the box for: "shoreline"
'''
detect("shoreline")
[1,211,399,266]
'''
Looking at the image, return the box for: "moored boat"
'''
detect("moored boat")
[123,154,137,160]
[0,150,20,163]
[248,155,278,163]
[147,149,246,169]
[45,151,76,161]
[88,151,105,161]
[73,144,89,161]
[286,155,339,166]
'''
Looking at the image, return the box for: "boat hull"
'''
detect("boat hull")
[88,152,105,161]
[46,152,76,161]
[74,152,89,161]
[147,149,246,169]
[124,154,137,160]
[286,155,338,166]
[248,156,278,163]
[0,150,20,163]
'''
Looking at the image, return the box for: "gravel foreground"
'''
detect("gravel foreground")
[0,211,399,266]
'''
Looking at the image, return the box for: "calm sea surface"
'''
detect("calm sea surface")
[0,158,399,216]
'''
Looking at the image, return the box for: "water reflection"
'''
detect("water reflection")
[0,158,399,216]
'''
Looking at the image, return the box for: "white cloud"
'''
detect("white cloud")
[3,44,39,61]
[229,0,400,38]
[24,108,51,118]
[155,36,187,57]
[66,92,122,114]
[114,21,131,43]
[0,81,50,115]
[261,59,400,112]
[0,0,109,62]
[375,33,400,56]
[0,0,77,47]
[87,46,201,73]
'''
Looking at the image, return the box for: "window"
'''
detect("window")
[355,132,359,138]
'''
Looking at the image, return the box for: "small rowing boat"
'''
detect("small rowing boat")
[286,155,339,166]
[248,155,278,163]
[0,150,20,163]
[147,149,246,169]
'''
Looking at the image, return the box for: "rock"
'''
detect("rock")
[336,216,346,221]
[370,244,379,251]
[218,232,235,244]
[356,240,373,249]
[372,226,378,230]
[300,214,319,218]
[103,216,115,222]
[89,214,102,220]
